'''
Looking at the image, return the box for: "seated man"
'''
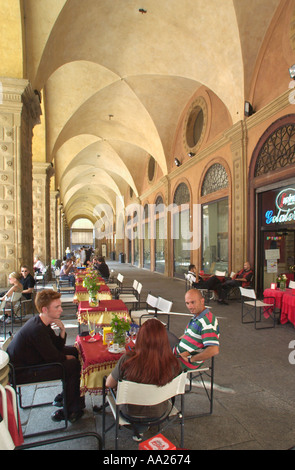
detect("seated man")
[95,256,110,281]
[168,289,220,370]
[60,259,76,287]
[217,261,253,305]
[7,289,84,423]
[20,265,35,300]
[192,270,222,292]
[186,264,197,285]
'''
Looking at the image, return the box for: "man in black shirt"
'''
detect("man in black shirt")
[95,257,110,281]
[7,289,84,423]
[20,265,35,300]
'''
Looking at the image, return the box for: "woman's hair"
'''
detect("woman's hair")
[121,318,181,386]
[9,272,22,281]
[35,289,61,313]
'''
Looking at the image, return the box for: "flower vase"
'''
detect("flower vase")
[88,292,99,306]
[280,281,286,291]
[113,331,126,348]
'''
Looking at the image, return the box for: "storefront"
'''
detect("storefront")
[256,182,295,293]
[249,115,295,295]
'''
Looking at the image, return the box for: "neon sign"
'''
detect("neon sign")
[265,188,295,225]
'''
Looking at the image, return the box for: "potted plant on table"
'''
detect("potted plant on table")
[110,313,130,348]
[276,274,287,291]
[83,270,100,306]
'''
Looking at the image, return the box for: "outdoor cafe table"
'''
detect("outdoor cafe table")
[77,299,130,326]
[75,334,125,395]
[263,288,295,326]
[73,284,112,303]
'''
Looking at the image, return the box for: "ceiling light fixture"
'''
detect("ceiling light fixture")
[244,101,254,117]
[289,64,295,79]
[174,158,181,167]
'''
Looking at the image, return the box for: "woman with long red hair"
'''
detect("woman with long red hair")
[106,318,181,441]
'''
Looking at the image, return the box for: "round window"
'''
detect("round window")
[148,156,156,182]
[183,96,207,153]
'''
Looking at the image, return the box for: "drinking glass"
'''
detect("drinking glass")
[88,321,96,341]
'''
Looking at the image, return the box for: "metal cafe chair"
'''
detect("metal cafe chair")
[240,287,277,329]
[102,372,187,450]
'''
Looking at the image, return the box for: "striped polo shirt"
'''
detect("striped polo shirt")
[174,308,220,370]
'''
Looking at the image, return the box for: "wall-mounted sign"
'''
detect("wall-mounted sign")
[265,188,295,225]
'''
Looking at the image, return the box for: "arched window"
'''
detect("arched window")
[154,195,165,273]
[143,204,151,269]
[201,164,229,274]
[201,163,228,196]
[173,183,191,278]
[254,123,295,177]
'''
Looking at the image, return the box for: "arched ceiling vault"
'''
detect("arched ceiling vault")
[23,0,281,224]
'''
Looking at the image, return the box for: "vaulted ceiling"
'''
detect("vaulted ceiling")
[22,0,281,225]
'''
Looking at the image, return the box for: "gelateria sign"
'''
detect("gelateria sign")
[265,188,295,225]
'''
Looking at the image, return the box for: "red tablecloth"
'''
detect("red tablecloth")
[77,299,129,325]
[75,334,124,395]
[74,284,112,302]
[263,288,285,310]
[264,288,295,326]
[281,290,295,326]
[0,386,24,447]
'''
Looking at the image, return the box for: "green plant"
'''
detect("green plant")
[83,271,100,294]
[111,313,130,346]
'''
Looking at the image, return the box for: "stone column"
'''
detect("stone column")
[0,78,41,286]
[32,162,54,269]
[50,190,59,261]
[224,121,248,272]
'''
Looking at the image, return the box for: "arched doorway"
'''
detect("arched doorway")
[249,115,295,294]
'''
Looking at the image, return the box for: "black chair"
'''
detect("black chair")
[8,361,68,439]
[185,356,215,419]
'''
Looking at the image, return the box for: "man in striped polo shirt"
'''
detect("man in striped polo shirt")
[173,289,220,370]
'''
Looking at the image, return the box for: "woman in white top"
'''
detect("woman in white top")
[34,256,45,273]
[0,272,23,323]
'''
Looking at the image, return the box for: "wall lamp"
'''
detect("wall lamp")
[174,158,181,167]
[188,152,195,157]
[244,101,254,117]
[289,64,295,79]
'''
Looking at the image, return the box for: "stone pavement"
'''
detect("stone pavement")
[2,260,295,451]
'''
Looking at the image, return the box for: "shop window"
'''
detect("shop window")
[154,196,165,273]
[173,183,191,278]
[201,164,229,274]
[143,204,151,269]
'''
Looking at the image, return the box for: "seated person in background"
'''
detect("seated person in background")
[7,289,84,423]
[33,256,45,274]
[106,318,181,442]
[191,269,222,292]
[0,272,23,323]
[186,264,197,285]
[60,259,76,287]
[168,289,219,371]
[20,265,35,300]
[95,256,110,281]
[217,261,253,305]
